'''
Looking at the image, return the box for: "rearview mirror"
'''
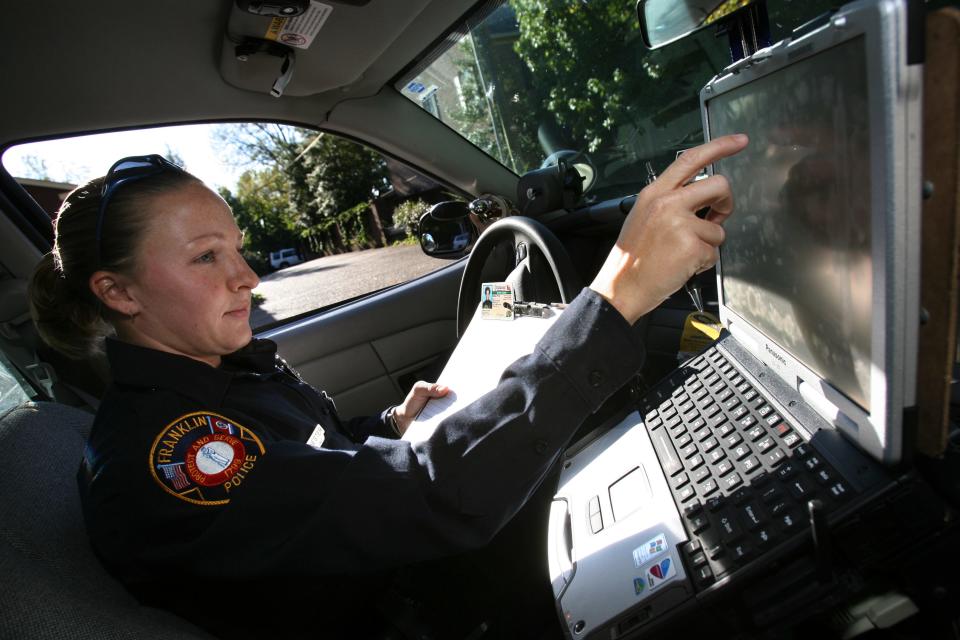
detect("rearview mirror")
[418,201,477,259]
[637,0,760,49]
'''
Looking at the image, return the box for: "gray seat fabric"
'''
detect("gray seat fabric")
[0,401,214,639]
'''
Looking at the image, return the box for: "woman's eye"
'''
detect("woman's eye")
[196,251,215,264]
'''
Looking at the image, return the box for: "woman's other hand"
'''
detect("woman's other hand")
[394,381,450,435]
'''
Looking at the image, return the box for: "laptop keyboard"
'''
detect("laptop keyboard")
[641,346,853,590]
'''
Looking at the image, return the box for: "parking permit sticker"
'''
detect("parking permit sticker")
[264,1,332,49]
[481,282,514,320]
[632,532,668,567]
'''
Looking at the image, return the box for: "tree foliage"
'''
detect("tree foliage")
[213,123,392,269]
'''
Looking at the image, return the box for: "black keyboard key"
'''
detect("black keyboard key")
[682,539,702,556]
[679,400,696,415]
[724,432,743,448]
[718,422,736,438]
[707,414,728,430]
[717,388,734,403]
[685,510,710,534]
[730,488,751,505]
[659,398,673,412]
[715,511,742,543]
[688,454,705,470]
[783,432,802,448]
[706,543,725,560]
[741,456,762,475]
[694,427,712,442]
[814,468,833,484]
[746,425,765,441]
[759,485,783,503]
[732,444,752,461]
[775,462,799,481]
[687,378,704,391]
[804,456,822,472]
[765,413,783,428]
[676,432,693,449]
[700,478,719,497]
[731,374,744,386]
[651,430,684,477]
[680,442,699,459]
[715,459,734,476]
[728,539,752,563]
[707,448,727,465]
[731,405,749,420]
[671,385,686,399]
[753,527,775,548]
[702,437,719,453]
[724,397,741,411]
[691,356,709,371]
[757,437,776,454]
[703,403,721,418]
[692,466,712,484]
[689,551,708,568]
[705,373,721,386]
[665,414,682,429]
[739,415,758,429]
[739,501,766,530]
[793,443,812,458]
[828,480,850,501]
[693,387,709,401]
[772,422,791,438]
[672,473,690,490]
[722,473,743,492]
[743,388,758,402]
[677,484,697,503]
[757,404,772,418]
[696,564,714,586]
[736,381,750,393]
[688,416,706,431]
[646,412,662,429]
[705,496,724,512]
[764,448,787,467]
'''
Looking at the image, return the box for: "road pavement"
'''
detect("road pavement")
[249,244,449,328]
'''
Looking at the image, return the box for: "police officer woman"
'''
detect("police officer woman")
[29,135,747,638]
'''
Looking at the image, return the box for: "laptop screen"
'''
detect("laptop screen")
[707,36,873,411]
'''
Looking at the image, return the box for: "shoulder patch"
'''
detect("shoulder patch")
[149,411,266,506]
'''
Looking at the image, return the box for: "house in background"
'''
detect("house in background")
[16,178,76,218]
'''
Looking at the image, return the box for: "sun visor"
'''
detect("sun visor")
[219,0,430,97]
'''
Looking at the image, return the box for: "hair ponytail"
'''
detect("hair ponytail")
[29,251,113,360]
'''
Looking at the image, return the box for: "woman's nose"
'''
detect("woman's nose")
[229,252,260,290]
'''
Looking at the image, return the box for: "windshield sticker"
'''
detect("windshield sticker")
[149,411,266,506]
[632,532,668,567]
[264,0,332,50]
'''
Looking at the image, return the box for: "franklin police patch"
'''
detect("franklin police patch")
[149,411,266,506]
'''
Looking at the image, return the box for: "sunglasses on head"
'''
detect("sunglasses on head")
[96,154,185,266]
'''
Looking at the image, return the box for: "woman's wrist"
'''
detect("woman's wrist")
[386,405,403,436]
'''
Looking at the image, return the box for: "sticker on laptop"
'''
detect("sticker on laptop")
[632,532,668,567]
[644,555,678,591]
[480,282,514,320]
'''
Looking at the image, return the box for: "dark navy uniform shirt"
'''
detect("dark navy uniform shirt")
[79,289,645,636]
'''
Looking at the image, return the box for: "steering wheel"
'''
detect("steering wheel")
[457,216,582,338]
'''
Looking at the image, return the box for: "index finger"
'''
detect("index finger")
[658,134,749,190]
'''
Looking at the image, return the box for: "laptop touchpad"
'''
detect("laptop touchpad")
[609,465,652,521]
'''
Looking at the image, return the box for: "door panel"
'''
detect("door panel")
[259,259,464,419]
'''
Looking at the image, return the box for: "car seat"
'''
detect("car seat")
[0,401,213,639]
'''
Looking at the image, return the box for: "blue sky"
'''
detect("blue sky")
[2,124,248,191]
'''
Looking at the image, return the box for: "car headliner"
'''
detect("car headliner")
[1,0,518,199]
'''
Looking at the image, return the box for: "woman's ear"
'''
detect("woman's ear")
[88,270,140,317]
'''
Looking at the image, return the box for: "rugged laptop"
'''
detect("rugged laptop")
[547,0,922,637]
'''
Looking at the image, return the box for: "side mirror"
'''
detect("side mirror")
[418,201,477,259]
[637,0,761,49]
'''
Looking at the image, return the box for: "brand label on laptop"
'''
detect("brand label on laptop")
[644,555,677,591]
[632,532,668,567]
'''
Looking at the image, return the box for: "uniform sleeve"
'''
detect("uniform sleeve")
[124,288,646,579]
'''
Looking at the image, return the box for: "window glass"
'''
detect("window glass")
[3,123,456,330]
[398,0,836,203]
[0,350,36,415]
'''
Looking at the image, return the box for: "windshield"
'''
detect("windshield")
[398,0,835,203]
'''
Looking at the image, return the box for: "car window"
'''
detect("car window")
[2,123,459,330]
[398,0,835,204]
[0,350,37,415]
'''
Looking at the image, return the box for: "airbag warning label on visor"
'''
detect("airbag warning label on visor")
[264,0,332,49]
